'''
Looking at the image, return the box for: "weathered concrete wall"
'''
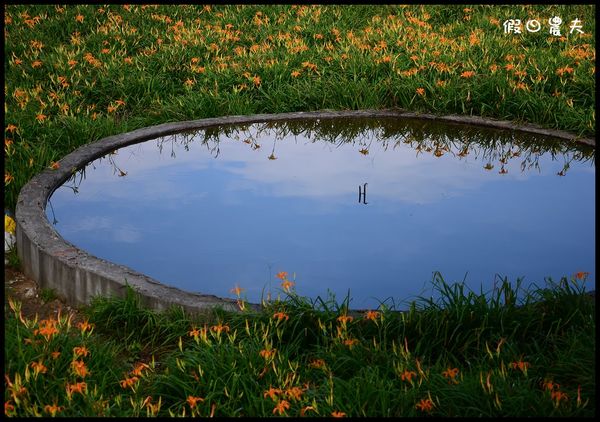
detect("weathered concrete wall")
[15,110,595,315]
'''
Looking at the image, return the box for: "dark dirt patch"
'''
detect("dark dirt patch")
[4,265,86,325]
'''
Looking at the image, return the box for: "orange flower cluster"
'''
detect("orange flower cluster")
[543,380,569,406]
[34,319,59,341]
[278,271,295,292]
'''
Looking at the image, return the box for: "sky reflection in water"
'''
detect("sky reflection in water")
[48,118,595,309]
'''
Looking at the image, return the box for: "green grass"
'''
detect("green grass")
[4,4,595,211]
[39,288,58,304]
[4,274,595,417]
[4,5,595,417]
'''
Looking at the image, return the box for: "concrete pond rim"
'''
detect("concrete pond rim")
[15,109,596,315]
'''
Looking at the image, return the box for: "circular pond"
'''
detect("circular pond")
[46,116,595,309]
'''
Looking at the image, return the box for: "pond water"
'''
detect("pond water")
[47,118,595,309]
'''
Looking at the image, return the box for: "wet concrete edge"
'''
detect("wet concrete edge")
[14,110,596,315]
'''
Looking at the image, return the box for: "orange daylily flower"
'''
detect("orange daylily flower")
[30,360,48,375]
[131,362,150,377]
[34,319,59,341]
[189,326,204,338]
[36,113,47,122]
[301,61,317,71]
[187,395,204,408]
[77,320,94,333]
[285,386,304,401]
[331,411,346,417]
[460,70,475,78]
[260,349,276,360]
[415,398,434,412]
[5,173,14,185]
[509,360,530,373]
[309,359,326,369]
[71,360,90,378]
[6,124,18,133]
[281,280,295,292]
[300,405,316,416]
[273,311,290,322]
[400,369,417,382]
[120,376,139,389]
[66,381,87,396]
[574,271,590,280]
[73,346,90,358]
[276,271,288,280]
[44,403,64,416]
[263,386,282,400]
[50,161,60,170]
[230,284,244,296]
[210,323,230,334]
[273,399,290,415]
[337,315,354,324]
[442,367,459,384]
[343,338,359,348]
[364,310,380,321]
[416,87,425,96]
[75,14,84,23]
[551,390,568,405]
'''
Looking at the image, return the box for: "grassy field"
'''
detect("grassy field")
[4,274,595,417]
[4,4,596,417]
